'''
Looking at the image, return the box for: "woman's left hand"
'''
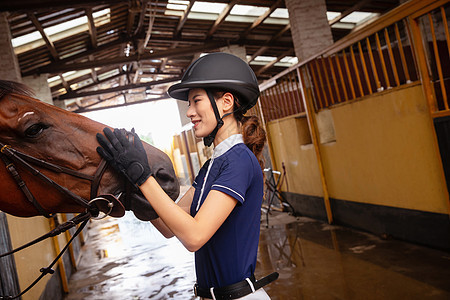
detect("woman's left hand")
[96,127,153,186]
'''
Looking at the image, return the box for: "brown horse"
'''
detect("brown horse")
[0,80,179,220]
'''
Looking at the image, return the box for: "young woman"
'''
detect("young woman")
[96,52,278,299]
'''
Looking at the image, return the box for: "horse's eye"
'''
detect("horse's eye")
[25,123,48,138]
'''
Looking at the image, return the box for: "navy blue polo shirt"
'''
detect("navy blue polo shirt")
[190,134,264,289]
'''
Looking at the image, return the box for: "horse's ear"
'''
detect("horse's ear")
[0,80,35,100]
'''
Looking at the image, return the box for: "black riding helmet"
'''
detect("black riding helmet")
[168,52,260,146]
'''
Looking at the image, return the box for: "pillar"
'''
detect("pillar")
[220,44,247,61]
[0,12,21,82]
[285,0,333,61]
[22,75,55,105]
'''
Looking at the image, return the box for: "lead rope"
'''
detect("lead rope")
[0,214,90,299]
[0,212,91,259]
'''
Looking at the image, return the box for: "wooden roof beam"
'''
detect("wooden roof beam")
[206,0,238,38]
[39,41,230,73]
[56,77,180,100]
[140,2,157,54]
[174,0,195,37]
[28,12,59,61]
[88,55,99,83]
[249,46,268,63]
[240,0,283,39]
[255,49,292,76]
[1,0,124,12]
[248,24,290,62]
[329,0,372,26]
[134,0,149,36]
[85,7,97,48]
[126,1,140,36]
[22,37,132,76]
[62,70,125,93]
[73,95,170,113]
[59,74,71,92]
[160,42,179,71]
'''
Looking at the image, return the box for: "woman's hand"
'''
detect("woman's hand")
[96,127,152,186]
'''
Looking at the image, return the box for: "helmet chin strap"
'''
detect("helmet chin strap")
[203,90,223,147]
[204,90,237,147]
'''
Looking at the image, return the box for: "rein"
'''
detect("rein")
[0,142,123,299]
[0,213,90,300]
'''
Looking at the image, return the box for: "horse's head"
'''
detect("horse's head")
[0,80,179,219]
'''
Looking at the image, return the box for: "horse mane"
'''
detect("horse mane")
[0,80,35,100]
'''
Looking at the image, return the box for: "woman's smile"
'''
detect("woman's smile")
[192,119,201,129]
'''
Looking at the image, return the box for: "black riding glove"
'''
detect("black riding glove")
[96,127,153,186]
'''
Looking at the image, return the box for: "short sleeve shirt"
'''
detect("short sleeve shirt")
[191,134,264,289]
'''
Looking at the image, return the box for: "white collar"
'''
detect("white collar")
[213,134,244,159]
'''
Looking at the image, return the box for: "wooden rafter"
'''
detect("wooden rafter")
[1,0,124,12]
[22,37,132,76]
[255,49,292,76]
[74,95,169,113]
[240,0,283,39]
[27,12,59,61]
[249,24,290,62]
[207,0,238,38]
[59,74,71,92]
[56,77,180,100]
[329,0,372,26]
[134,0,149,36]
[69,70,125,93]
[88,55,99,83]
[141,2,157,54]
[126,1,140,36]
[37,41,230,73]
[160,42,179,71]
[85,7,97,48]
[175,0,195,37]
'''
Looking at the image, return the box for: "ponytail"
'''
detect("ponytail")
[211,90,267,170]
[241,115,266,170]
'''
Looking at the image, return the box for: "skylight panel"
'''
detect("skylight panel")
[253,56,277,64]
[167,3,187,11]
[11,32,42,48]
[326,11,341,21]
[48,76,60,83]
[12,8,110,49]
[279,56,298,64]
[168,0,189,4]
[270,8,289,19]
[230,5,269,17]
[191,2,227,14]
[341,11,376,24]
[44,9,110,36]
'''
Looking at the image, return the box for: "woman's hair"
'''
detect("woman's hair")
[212,90,266,170]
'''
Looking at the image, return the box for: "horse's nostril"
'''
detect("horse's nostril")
[155,169,173,183]
[154,168,180,200]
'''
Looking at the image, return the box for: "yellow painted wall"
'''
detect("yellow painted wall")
[267,83,449,214]
[6,215,57,300]
[267,115,323,197]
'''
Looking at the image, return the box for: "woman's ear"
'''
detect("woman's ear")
[222,92,235,113]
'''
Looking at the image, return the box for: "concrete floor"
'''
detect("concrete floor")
[64,205,450,300]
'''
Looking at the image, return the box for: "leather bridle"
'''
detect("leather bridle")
[0,141,117,217]
[0,141,125,299]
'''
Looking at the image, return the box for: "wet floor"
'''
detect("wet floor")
[65,201,450,299]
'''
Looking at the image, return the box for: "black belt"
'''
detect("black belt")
[194,272,279,299]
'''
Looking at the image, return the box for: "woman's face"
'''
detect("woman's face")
[186,88,221,138]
